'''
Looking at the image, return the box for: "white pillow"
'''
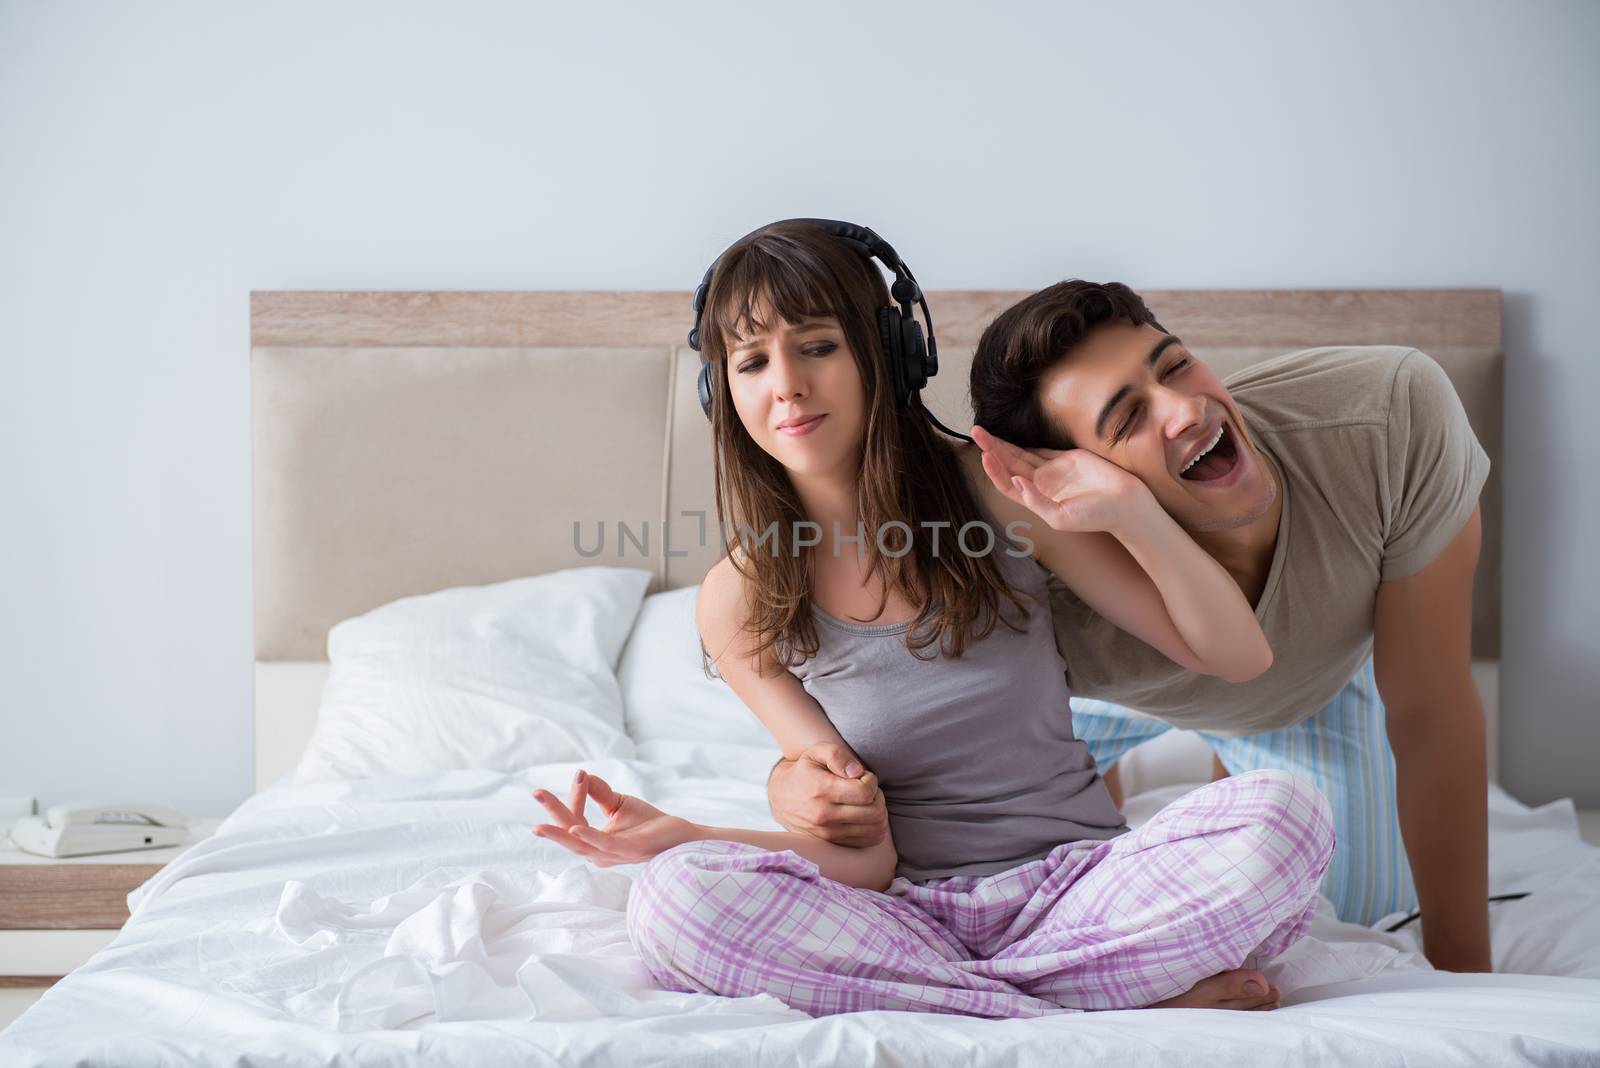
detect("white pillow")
[294,566,651,782]
[618,585,781,775]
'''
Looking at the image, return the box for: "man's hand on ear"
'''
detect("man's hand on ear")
[972,425,1155,537]
[768,741,889,848]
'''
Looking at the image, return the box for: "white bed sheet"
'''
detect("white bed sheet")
[4,748,1599,1067]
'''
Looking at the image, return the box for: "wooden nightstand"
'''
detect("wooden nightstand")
[0,819,220,1028]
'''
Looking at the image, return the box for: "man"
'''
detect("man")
[767,281,1491,972]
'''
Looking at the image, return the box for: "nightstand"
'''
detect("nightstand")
[0,818,221,1029]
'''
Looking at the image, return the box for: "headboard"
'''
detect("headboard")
[251,289,1503,790]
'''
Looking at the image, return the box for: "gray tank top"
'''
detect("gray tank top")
[790,519,1128,883]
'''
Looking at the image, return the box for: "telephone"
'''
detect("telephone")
[9,803,191,858]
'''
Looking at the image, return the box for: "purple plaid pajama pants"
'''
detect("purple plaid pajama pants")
[626,769,1335,1018]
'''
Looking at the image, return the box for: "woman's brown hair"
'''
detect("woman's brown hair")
[698,220,1028,667]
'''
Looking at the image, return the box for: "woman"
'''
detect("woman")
[532,220,1334,1018]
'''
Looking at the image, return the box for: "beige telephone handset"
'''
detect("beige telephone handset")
[9,802,191,857]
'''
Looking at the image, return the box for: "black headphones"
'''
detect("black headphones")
[686,218,969,442]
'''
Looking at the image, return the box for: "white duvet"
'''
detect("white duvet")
[5,745,1600,1067]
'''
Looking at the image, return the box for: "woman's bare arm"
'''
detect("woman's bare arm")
[534,771,898,891]
[696,557,899,889]
[678,823,899,891]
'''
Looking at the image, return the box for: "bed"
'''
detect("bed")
[4,288,1598,1067]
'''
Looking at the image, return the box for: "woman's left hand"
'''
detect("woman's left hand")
[532,770,693,867]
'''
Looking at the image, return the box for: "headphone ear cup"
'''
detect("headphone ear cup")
[697,362,714,421]
[900,317,929,395]
[878,306,909,406]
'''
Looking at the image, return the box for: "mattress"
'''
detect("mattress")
[3,747,1598,1067]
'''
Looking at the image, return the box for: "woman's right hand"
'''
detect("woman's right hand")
[533,770,693,866]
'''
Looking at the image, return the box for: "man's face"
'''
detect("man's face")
[1036,321,1276,533]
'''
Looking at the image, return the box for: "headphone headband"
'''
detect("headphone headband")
[689,218,968,444]
[688,218,928,352]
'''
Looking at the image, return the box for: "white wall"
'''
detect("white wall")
[1,0,1596,815]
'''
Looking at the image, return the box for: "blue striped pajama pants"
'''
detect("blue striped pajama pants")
[1070,658,1416,926]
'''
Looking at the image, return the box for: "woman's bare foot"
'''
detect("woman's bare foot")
[1149,968,1280,1010]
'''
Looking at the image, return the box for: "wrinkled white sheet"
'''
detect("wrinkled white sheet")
[4,752,1599,1066]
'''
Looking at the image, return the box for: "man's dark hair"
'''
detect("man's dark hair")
[970,280,1165,449]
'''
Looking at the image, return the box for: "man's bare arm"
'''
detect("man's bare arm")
[1374,505,1491,972]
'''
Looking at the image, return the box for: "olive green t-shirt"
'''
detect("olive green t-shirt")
[1049,346,1490,736]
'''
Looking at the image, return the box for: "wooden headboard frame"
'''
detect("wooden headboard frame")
[250,289,1503,790]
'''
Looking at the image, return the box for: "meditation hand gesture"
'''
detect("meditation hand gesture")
[533,770,692,867]
[971,425,1155,536]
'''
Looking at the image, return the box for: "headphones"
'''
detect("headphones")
[687,218,969,442]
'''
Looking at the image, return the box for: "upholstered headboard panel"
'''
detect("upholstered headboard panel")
[252,290,1502,664]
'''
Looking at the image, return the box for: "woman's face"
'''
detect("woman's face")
[723,304,867,479]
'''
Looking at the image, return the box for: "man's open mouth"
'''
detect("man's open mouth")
[1178,422,1241,482]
